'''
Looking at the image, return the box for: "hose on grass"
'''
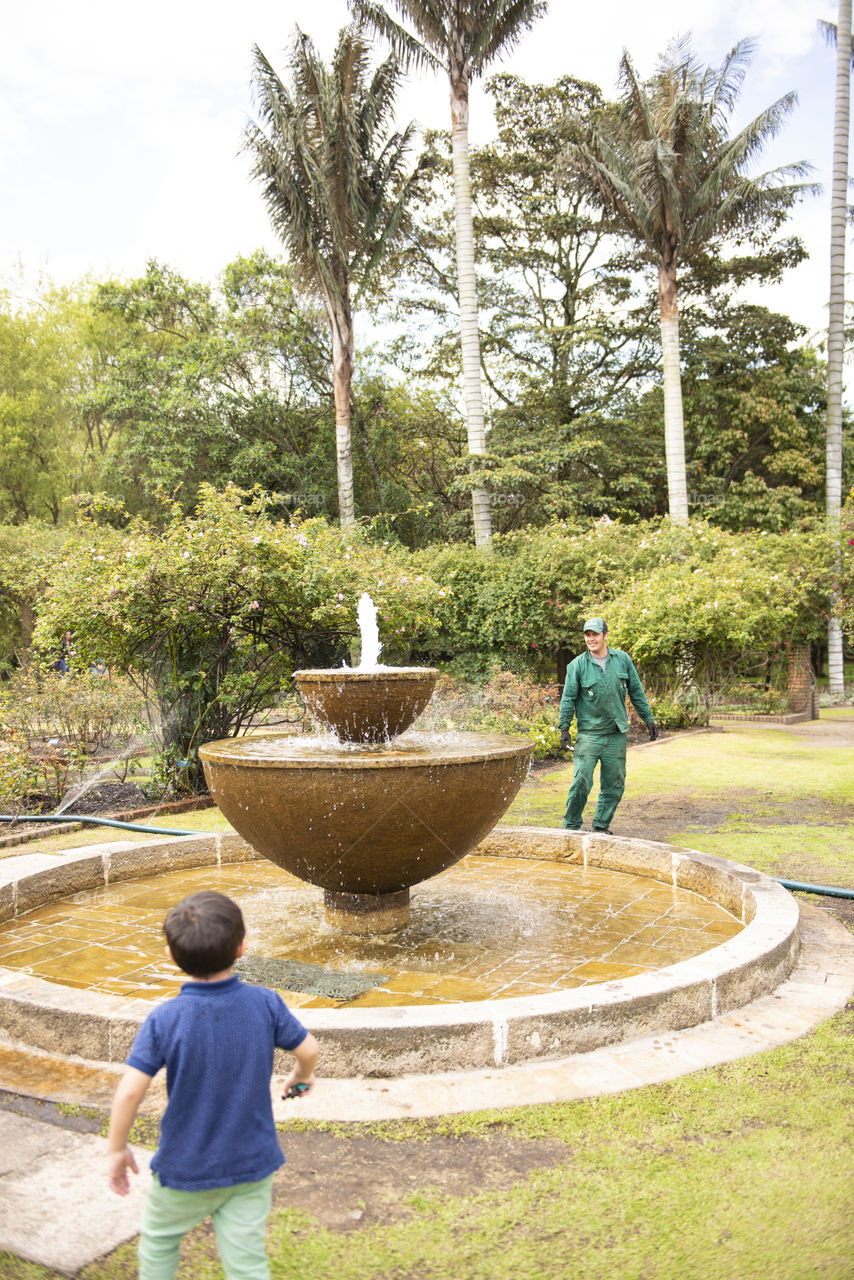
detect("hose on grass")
[772,877,854,900]
[0,812,199,838]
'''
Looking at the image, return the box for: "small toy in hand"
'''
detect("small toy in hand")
[283,1082,311,1099]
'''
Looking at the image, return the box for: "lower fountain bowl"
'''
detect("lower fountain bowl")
[199,731,533,900]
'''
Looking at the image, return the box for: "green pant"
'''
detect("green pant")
[563,730,627,831]
[139,1172,274,1280]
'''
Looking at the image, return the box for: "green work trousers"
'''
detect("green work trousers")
[563,730,627,831]
[139,1172,274,1280]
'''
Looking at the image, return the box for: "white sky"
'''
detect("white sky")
[0,0,843,345]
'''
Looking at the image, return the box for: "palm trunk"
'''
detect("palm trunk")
[658,260,689,525]
[449,68,493,551]
[324,288,356,529]
[826,0,851,697]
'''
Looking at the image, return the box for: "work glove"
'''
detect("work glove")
[647,721,659,742]
[559,728,571,752]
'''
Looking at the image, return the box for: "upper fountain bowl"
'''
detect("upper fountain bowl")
[294,667,439,743]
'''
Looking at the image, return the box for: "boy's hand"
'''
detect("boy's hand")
[281,1066,315,1100]
[108,1146,139,1196]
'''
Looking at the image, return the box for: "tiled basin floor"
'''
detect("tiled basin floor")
[0,854,742,1009]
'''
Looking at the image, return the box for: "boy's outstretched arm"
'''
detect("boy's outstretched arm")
[107,1065,152,1196]
[282,1030,320,1096]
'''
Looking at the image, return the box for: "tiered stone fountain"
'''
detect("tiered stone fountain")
[199,596,533,931]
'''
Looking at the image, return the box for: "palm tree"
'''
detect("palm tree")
[564,37,816,525]
[348,0,548,549]
[244,27,420,527]
[822,3,853,698]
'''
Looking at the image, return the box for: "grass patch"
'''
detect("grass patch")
[264,1009,854,1280]
[672,824,854,887]
[62,1004,851,1280]
[622,725,854,806]
[505,719,854,834]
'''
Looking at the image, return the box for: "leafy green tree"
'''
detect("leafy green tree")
[29,486,444,789]
[87,255,334,516]
[602,520,841,704]
[0,522,67,667]
[387,74,660,527]
[349,0,548,549]
[349,365,471,543]
[837,487,854,636]
[244,27,422,528]
[563,37,816,524]
[468,75,657,406]
[0,285,108,526]
[628,306,838,530]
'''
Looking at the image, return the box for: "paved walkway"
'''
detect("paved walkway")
[0,899,851,1274]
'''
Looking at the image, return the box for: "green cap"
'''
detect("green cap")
[583,617,606,634]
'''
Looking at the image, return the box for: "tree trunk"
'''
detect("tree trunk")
[324,289,356,529]
[450,69,493,551]
[20,599,34,662]
[658,260,689,525]
[826,0,851,698]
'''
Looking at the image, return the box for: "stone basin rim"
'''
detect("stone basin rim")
[198,731,532,769]
[0,827,801,1076]
[293,667,440,681]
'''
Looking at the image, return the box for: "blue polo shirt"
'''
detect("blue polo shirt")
[127,974,307,1190]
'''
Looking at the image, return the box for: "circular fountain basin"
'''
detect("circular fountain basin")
[198,732,533,924]
[0,827,800,1078]
[293,667,439,743]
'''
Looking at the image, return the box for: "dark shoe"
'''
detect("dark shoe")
[563,825,585,832]
[592,826,612,834]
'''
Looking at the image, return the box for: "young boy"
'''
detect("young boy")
[107,890,319,1280]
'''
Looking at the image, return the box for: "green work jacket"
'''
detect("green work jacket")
[559,647,653,736]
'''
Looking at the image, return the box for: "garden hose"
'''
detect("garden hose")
[1,814,853,899]
[772,877,854,900]
[0,813,199,837]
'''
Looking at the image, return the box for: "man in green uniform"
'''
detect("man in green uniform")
[558,617,657,833]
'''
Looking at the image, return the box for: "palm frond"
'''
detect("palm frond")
[349,0,546,78]
[700,37,755,128]
[348,0,444,73]
[564,35,814,270]
[244,24,420,315]
[469,0,549,73]
[819,16,854,67]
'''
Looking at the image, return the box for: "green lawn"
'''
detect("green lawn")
[264,1015,852,1280]
[0,1007,850,1280]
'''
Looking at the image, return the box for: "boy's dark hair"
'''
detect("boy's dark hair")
[163,891,245,978]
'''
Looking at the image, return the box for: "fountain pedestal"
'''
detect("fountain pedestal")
[324,888,410,933]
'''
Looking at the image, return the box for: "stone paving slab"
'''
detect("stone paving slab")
[0,1111,151,1274]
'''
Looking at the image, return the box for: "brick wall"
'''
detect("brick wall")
[787,645,815,715]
